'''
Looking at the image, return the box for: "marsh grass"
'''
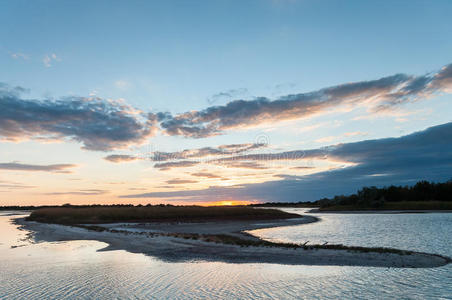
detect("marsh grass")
[26,205,301,224]
[74,224,423,256]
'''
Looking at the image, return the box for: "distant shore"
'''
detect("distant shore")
[14,212,451,269]
[254,201,452,212]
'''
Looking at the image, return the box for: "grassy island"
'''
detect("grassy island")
[26,205,301,225]
[16,202,452,268]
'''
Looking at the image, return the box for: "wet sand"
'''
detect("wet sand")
[96,216,318,241]
[14,216,451,268]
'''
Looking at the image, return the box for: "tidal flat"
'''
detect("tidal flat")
[3,210,452,299]
[15,207,451,268]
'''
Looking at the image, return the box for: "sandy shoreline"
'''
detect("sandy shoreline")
[14,216,450,268]
[95,215,318,241]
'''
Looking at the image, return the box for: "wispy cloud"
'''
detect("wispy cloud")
[43,53,61,67]
[0,162,77,173]
[104,154,139,163]
[152,143,266,161]
[0,180,36,189]
[154,160,199,170]
[157,63,452,138]
[431,63,452,93]
[103,143,267,166]
[45,189,108,195]
[114,80,131,90]
[291,166,315,170]
[218,161,268,170]
[207,88,249,105]
[11,53,29,60]
[166,179,198,184]
[190,172,223,179]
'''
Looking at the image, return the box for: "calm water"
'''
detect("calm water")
[0,209,451,299]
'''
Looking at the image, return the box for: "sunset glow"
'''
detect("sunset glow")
[205,201,254,207]
[1,2,452,299]
[1,1,452,207]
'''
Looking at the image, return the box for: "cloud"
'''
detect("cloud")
[154,160,199,170]
[45,189,108,195]
[101,142,269,170]
[273,174,303,180]
[190,172,223,179]
[104,154,139,163]
[0,83,156,151]
[115,80,131,90]
[2,63,451,152]
[217,161,268,169]
[211,149,308,164]
[207,88,249,104]
[158,63,452,138]
[121,121,452,202]
[0,180,36,189]
[431,63,452,93]
[11,53,29,60]
[0,162,77,173]
[103,143,266,167]
[166,179,198,184]
[43,53,61,67]
[120,185,241,200]
[291,166,315,170]
[152,143,266,161]
[218,143,265,152]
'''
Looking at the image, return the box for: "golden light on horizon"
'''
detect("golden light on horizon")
[205,200,252,206]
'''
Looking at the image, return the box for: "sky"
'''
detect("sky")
[1,0,452,206]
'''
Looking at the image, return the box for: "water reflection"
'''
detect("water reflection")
[1,211,451,299]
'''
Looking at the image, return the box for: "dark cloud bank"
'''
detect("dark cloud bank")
[1,63,452,151]
[121,121,452,202]
[0,83,155,151]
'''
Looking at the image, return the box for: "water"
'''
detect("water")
[0,210,451,299]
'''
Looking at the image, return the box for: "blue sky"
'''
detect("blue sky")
[1,0,452,205]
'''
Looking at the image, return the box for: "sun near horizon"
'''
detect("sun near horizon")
[204,200,253,207]
[0,0,451,207]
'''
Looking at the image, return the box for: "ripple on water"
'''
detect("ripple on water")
[1,211,451,299]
